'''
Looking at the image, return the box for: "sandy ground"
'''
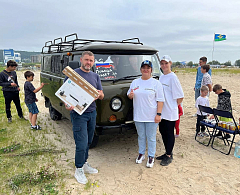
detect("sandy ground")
[17,70,240,195]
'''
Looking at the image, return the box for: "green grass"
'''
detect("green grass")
[0,107,66,194]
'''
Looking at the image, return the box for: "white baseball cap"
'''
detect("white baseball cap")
[160,55,172,62]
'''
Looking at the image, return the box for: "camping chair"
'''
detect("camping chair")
[211,108,240,155]
[195,105,216,146]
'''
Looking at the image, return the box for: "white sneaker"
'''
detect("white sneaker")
[83,162,98,174]
[136,154,145,164]
[146,157,154,168]
[75,168,88,184]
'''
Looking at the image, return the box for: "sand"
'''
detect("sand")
[17,70,240,195]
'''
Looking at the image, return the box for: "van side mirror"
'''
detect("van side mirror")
[68,61,79,69]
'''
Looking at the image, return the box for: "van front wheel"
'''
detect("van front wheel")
[90,134,99,149]
[49,105,62,121]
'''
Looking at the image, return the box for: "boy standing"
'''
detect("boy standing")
[212,84,232,139]
[24,71,46,130]
[201,64,212,93]
[195,86,210,137]
[0,60,25,122]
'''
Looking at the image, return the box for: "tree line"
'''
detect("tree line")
[172,60,240,67]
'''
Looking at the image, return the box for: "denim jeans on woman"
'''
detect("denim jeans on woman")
[134,122,159,157]
[70,110,96,168]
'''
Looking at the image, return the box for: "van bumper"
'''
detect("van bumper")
[96,121,135,135]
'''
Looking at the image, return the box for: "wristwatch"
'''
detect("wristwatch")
[157,113,161,116]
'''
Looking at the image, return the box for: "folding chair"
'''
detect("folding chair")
[211,108,240,155]
[195,105,216,146]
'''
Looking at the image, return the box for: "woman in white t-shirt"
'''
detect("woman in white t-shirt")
[156,55,184,166]
[127,60,165,168]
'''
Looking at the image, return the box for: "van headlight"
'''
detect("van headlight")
[110,97,122,111]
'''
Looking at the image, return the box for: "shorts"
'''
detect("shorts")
[26,102,39,114]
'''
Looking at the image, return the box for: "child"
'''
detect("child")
[195,86,210,137]
[212,84,232,139]
[201,64,212,93]
[24,71,47,130]
[175,104,183,138]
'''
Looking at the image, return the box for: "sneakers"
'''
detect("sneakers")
[8,117,12,123]
[146,156,154,168]
[214,131,222,137]
[83,162,98,174]
[32,125,42,130]
[201,132,209,137]
[156,153,173,160]
[222,134,231,140]
[197,132,204,137]
[156,153,167,160]
[160,155,173,166]
[75,168,88,184]
[136,153,145,164]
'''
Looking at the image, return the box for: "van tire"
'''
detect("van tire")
[49,105,62,121]
[90,134,99,149]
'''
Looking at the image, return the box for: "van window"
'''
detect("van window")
[43,56,51,72]
[51,55,61,73]
[62,56,69,69]
[94,54,160,80]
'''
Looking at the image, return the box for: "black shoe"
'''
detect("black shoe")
[222,134,231,140]
[32,125,42,130]
[214,131,222,137]
[156,153,173,160]
[8,117,12,123]
[160,155,173,166]
[156,153,167,160]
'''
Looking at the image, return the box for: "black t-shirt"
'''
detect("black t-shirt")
[24,81,36,104]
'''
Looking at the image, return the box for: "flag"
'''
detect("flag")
[214,34,226,41]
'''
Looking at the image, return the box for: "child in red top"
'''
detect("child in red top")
[175,104,183,138]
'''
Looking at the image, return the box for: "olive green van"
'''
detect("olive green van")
[40,33,162,147]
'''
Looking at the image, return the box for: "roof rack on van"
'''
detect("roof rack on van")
[41,33,143,53]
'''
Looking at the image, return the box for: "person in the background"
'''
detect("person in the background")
[129,55,139,73]
[0,60,25,123]
[201,64,212,93]
[212,84,232,140]
[195,86,210,137]
[127,60,165,168]
[156,55,184,166]
[24,71,47,130]
[194,57,212,115]
[175,104,183,138]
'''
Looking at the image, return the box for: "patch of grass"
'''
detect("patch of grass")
[0,142,21,154]
[0,104,66,194]
[84,180,99,194]
[9,166,57,192]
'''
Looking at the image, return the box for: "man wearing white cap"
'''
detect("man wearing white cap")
[156,55,184,166]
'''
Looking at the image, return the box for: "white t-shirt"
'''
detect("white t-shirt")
[195,96,210,115]
[201,73,212,87]
[159,72,184,121]
[127,77,165,122]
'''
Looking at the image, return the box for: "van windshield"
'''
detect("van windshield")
[94,54,161,80]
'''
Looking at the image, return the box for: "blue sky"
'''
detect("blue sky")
[1,0,240,64]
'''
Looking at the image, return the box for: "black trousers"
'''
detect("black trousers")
[159,119,176,155]
[3,91,23,118]
[196,115,207,133]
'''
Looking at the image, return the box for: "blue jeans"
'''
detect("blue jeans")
[134,122,158,157]
[70,110,96,168]
[195,88,200,101]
